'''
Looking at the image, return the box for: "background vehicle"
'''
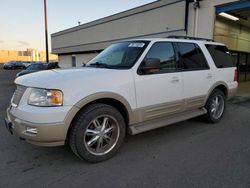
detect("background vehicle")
[3,61,26,70]
[16,62,60,77]
[21,61,40,68]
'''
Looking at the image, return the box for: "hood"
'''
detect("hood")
[14,67,128,89]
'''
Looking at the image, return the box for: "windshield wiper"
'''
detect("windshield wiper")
[88,62,109,68]
[87,62,129,69]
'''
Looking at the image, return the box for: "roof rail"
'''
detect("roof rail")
[167,35,214,42]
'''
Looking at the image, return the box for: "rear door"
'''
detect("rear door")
[176,42,213,110]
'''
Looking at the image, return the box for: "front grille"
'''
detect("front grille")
[11,85,26,107]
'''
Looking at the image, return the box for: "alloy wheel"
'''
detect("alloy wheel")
[210,95,225,120]
[84,115,120,156]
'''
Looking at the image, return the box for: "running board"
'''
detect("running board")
[129,108,207,135]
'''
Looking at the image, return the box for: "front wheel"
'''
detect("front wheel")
[69,103,126,162]
[204,89,226,123]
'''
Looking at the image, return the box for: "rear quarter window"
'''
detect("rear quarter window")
[205,45,235,68]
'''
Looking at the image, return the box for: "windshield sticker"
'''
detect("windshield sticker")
[128,43,145,48]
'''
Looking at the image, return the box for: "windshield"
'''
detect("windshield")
[27,64,46,70]
[86,41,149,69]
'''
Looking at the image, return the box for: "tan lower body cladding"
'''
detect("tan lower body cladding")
[130,95,206,124]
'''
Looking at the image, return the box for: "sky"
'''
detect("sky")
[0,0,157,52]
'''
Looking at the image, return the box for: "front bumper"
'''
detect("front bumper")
[5,105,78,147]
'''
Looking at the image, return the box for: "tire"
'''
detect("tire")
[69,103,126,163]
[204,89,226,123]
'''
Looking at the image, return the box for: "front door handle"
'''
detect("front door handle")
[206,73,213,79]
[171,77,179,83]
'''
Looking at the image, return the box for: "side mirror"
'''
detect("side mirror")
[142,58,160,74]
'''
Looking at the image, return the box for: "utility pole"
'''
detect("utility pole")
[44,0,49,62]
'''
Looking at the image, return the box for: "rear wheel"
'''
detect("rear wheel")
[69,103,125,162]
[204,89,226,123]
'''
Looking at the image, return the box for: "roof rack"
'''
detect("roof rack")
[167,35,214,42]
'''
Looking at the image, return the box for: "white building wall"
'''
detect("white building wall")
[58,53,98,68]
[186,0,250,53]
[51,0,186,54]
[187,0,239,39]
[214,17,250,52]
[75,53,98,66]
[58,55,72,68]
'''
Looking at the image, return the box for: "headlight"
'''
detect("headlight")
[28,88,63,107]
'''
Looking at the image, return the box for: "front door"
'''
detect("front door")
[134,42,184,121]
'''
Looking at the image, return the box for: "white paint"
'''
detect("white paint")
[13,38,237,125]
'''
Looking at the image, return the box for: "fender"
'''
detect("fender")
[205,81,229,103]
[62,92,134,137]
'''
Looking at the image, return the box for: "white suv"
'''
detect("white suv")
[5,37,238,162]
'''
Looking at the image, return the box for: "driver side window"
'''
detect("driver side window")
[145,42,177,73]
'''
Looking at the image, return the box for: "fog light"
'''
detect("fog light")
[26,127,38,134]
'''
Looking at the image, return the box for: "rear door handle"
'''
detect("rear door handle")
[171,77,179,83]
[206,73,213,79]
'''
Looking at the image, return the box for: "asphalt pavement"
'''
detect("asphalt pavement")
[0,66,250,188]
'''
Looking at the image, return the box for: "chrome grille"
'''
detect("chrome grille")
[11,85,26,107]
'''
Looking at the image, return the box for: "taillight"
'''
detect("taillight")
[234,68,238,81]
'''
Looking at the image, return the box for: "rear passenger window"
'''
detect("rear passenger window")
[205,45,235,68]
[177,43,209,70]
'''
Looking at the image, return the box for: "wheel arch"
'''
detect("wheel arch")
[64,92,133,142]
[205,82,229,103]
